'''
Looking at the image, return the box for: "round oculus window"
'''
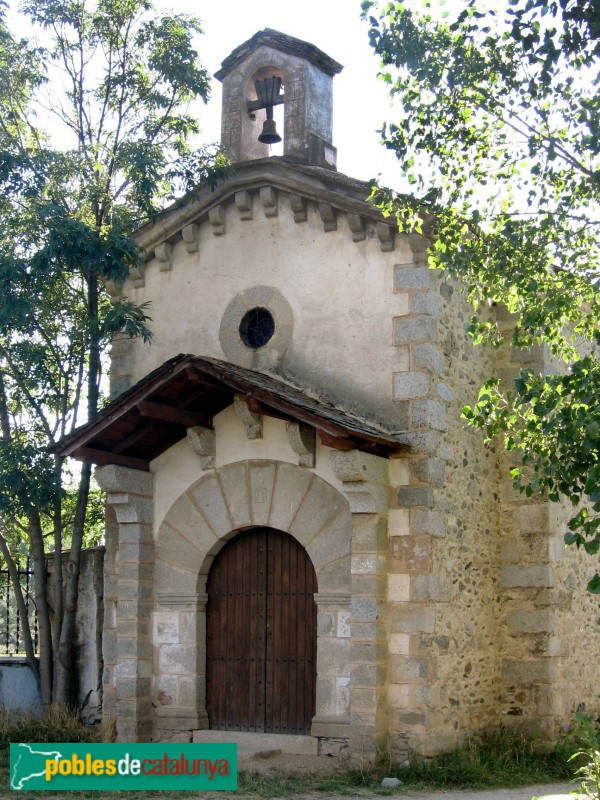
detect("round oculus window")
[239,307,275,349]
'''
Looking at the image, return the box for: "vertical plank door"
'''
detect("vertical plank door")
[206,528,317,734]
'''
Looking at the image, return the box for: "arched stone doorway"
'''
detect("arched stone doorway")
[206,527,317,735]
[152,460,352,745]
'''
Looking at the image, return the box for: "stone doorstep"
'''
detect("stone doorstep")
[192,730,318,756]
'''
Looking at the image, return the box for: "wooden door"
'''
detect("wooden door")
[206,528,317,734]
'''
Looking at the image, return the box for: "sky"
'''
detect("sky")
[6,0,406,188]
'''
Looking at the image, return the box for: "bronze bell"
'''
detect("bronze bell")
[255,76,283,145]
[258,113,281,145]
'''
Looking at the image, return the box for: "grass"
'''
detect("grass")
[0,710,581,798]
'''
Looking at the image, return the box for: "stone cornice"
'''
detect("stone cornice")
[133,158,401,261]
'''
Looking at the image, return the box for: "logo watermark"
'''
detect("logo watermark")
[10,742,237,791]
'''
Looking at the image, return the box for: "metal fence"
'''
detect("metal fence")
[0,559,38,656]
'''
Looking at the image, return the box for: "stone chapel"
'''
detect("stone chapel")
[58,29,600,761]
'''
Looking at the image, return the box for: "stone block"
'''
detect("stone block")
[268,462,313,532]
[389,633,411,655]
[188,473,233,537]
[350,621,380,642]
[411,509,445,537]
[118,543,153,564]
[396,486,434,509]
[303,507,351,565]
[502,659,555,687]
[330,450,389,483]
[411,458,445,487]
[388,508,410,536]
[337,610,351,638]
[111,497,153,526]
[351,514,388,550]
[351,554,379,575]
[506,609,555,634]
[393,316,437,346]
[390,604,435,633]
[159,644,197,675]
[315,556,351,594]
[412,400,447,431]
[350,597,379,622]
[152,612,179,645]
[388,654,431,682]
[390,535,432,572]
[318,611,334,636]
[350,663,384,688]
[248,460,277,527]
[411,291,442,317]
[390,458,410,486]
[96,464,154,496]
[501,566,554,588]
[351,687,377,709]
[397,431,441,454]
[412,574,453,602]
[177,676,205,708]
[216,462,252,529]
[519,504,550,533]
[316,637,351,675]
[412,343,444,375]
[394,266,438,291]
[341,483,390,514]
[388,573,410,601]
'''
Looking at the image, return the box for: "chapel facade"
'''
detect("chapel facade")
[59,29,600,762]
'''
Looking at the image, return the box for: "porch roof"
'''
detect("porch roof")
[56,354,408,471]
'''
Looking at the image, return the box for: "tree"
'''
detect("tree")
[0,0,224,705]
[362,0,600,590]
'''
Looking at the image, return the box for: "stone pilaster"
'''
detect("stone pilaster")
[96,465,154,742]
[331,450,390,763]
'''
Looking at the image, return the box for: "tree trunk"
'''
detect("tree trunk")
[54,271,100,706]
[28,511,53,705]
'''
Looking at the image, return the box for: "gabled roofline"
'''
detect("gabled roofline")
[215,28,343,81]
[132,157,396,261]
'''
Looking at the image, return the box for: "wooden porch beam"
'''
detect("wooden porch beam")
[74,447,150,472]
[137,400,212,429]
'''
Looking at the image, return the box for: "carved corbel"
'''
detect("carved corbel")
[155,242,173,271]
[377,222,395,252]
[129,263,146,288]
[186,426,216,470]
[235,190,253,220]
[289,194,307,223]
[286,422,316,468]
[208,205,226,235]
[260,186,278,218]
[319,203,337,232]
[347,213,365,242]
[234,394,262,439]
[182,224,199,253]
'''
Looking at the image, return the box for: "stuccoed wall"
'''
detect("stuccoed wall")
[113,179,413,431]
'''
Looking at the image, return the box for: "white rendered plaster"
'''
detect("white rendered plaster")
[151,405,345,535]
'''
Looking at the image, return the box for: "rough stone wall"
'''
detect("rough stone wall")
[551,498,600,729]
[387,246,503,760]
